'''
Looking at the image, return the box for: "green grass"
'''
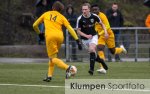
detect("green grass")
[0,62,150,94]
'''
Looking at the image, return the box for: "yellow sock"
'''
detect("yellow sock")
[115,48,123,54]
[48,61,55,77]
[98,51,105,69]
[99,63,104,69]
[98,51,105,60]
[52,58,69,70]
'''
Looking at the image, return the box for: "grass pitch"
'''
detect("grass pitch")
[0,62,150,94]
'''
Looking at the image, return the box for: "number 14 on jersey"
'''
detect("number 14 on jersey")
[50,14,57,22]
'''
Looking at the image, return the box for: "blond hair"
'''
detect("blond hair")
[82,2,91,9]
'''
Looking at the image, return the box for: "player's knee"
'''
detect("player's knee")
[89,48,95,53]
[109,48,115,54]
[97,45,105,51]
[89,44,96,53]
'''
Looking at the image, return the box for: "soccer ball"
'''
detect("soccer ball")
[70,66,77,76]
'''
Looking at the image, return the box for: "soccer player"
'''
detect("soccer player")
[91,4,127,73]
[33,1,82,82]
[76,3,108,75]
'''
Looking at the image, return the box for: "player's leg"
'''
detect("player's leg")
[109,45,127,55]
[43,54,56,82]
[47,56,74,79]
[96,44,108,73]
[44,37,59,81]
[47,60,55,80]
[52,57,77,79]
[51,57,72,79]
[97,45,105,60]
[88,35,101,75]
[96,37,108,73]
[82,40,95,75]
[52,57,69,70]
[107,37,127,56]
[88,43,97,75]
[97,37,106,68]
[44,35,72,81]
[44,56,71,81]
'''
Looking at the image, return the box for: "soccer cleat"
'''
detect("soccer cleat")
[43,77,52,82]
[120,45,127,54]
[88,70,94,75]
[96,68,107,74]
[66,66,72,79]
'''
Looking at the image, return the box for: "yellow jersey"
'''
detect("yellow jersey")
[95,12,114,37]
[33,11,70,35]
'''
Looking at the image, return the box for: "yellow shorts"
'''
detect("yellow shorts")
[45,33,64,58]
[98,36,115,48]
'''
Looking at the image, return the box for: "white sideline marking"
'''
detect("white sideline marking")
[0,84,64,88]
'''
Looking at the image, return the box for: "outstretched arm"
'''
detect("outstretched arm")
[77,28,93,39]
[99,21,109,39]
[66,25,78,40]
[33,15,44,34]
[66,25,82,50]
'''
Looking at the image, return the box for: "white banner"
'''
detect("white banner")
[65,79,150,94]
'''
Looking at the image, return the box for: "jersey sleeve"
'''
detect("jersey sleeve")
[62,15,79,40]
[100,13,110,30]
[62,15,70,27]
[33,13,44,34]
[76,16,82,29]
[93,14,102,23]
[66,25,78,40]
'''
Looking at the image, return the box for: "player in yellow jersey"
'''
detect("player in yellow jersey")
[33,1,82,82]
[91,4,127,74]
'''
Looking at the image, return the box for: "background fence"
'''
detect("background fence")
[65,27,150,62]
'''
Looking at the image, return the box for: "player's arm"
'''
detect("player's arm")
[66,25,82,50]
[98,13,110,35]
[99,22,109,39]
[76,17,92,39]
[63,15,78,40]
[33,15,44,34]
[66,25,78,40]
[64,16,82,50]
[101,13,111,29]
[95,14,108,39]
[77,28,91,39]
